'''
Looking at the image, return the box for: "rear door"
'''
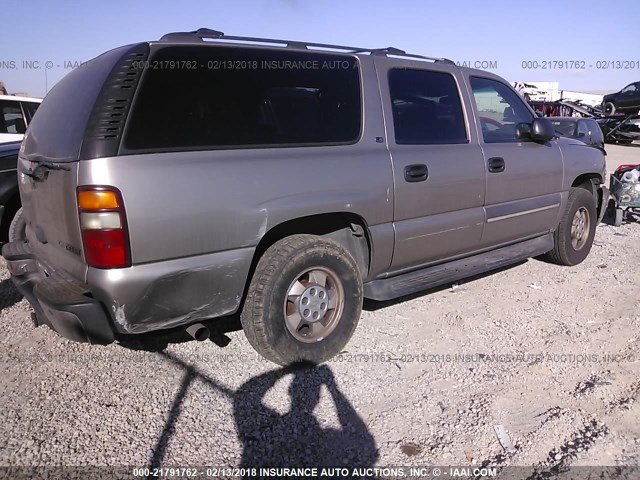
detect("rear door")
[467,75,563,248]
[375,60,486,273]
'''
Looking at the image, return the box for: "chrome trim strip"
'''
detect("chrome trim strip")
[487,203,560,223]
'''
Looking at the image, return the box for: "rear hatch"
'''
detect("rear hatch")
[18,44,148,282]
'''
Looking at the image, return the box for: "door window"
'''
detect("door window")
[388,69,467,144]
[22,101,40,121]
[470,77,533,143]
[0,101,26,134]
[576,121,589,138]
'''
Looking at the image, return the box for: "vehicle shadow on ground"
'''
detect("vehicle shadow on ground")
[118,315,242,352]
[147,354,378,473]
[0,278,23,311]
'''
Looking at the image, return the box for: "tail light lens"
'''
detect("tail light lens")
[77,187,130,268]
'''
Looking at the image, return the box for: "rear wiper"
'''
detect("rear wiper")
[20,159,71,182]
[28,158,71,171]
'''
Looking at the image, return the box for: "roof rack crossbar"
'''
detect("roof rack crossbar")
[159,28,456,64]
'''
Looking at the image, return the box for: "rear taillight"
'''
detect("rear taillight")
[77,187,130,268]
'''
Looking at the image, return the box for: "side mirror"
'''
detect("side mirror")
[530,117,555,143]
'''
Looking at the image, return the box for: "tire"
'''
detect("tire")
[241,234,363,365]
[545,188,597,266]
[603,102,616,116]
[8,207,26,243]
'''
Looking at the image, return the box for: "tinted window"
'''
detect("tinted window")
[0,101,25,134]
[587,119,604,143]
[550,119,576,136]
[22,101,40,121]
[470,77,533,143]
[23,45,132,161]
[388,69,466,144]
[576,120,589,137]
[124,47,361,151]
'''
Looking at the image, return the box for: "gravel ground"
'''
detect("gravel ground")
[0,146,639,474]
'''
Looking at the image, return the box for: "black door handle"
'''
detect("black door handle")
[487,157,505,173]
[404,163,428,182]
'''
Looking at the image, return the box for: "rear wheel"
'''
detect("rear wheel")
[241,234,363,365]
[546,188,597,266]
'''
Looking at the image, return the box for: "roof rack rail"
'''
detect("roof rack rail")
[159,28,456,65]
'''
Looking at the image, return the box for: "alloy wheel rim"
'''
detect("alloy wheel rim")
[570,206,590,250]
[283,266,344,343]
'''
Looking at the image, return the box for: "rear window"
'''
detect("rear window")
[22,45,134,162]
[123,46,362,152]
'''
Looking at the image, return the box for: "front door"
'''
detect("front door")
[467,75,563,248]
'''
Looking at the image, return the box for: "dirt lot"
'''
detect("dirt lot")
[0,144,638,473]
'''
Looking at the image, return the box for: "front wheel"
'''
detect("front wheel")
[241,234,363,365]
[545,188,597,266]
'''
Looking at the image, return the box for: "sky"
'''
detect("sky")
[1,0,639,98]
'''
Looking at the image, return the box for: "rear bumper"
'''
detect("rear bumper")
[2,241,115,344]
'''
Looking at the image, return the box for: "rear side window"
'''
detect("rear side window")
[123,47,362,151]
[388,69,467,145]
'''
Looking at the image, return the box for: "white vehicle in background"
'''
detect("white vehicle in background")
[512,82,549,102]
[0,95,42,143]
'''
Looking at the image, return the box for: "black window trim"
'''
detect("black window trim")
[388,67,469,146]
[118,46,365,155]
[470,75,535,144]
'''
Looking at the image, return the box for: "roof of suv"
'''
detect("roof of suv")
[155,28,458,66]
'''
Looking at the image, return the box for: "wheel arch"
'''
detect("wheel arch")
[240,212,372,311]
[571,173,605,219]
[254,212,371,276]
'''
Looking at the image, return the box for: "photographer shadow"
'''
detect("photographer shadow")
[234,363,378,469]
[150,355,378,475]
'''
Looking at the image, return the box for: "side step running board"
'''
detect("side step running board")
[363,234,553,301]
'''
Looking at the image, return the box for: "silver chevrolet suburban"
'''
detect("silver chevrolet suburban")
[3,29,608,365]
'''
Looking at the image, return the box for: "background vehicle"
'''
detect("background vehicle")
[0,141,25,243]
[549,117,605,152]
[2,29,608,365]
[0,95,42,143]
[512,82,549,102]
[602,81,640,116]
[597,116,640,145]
